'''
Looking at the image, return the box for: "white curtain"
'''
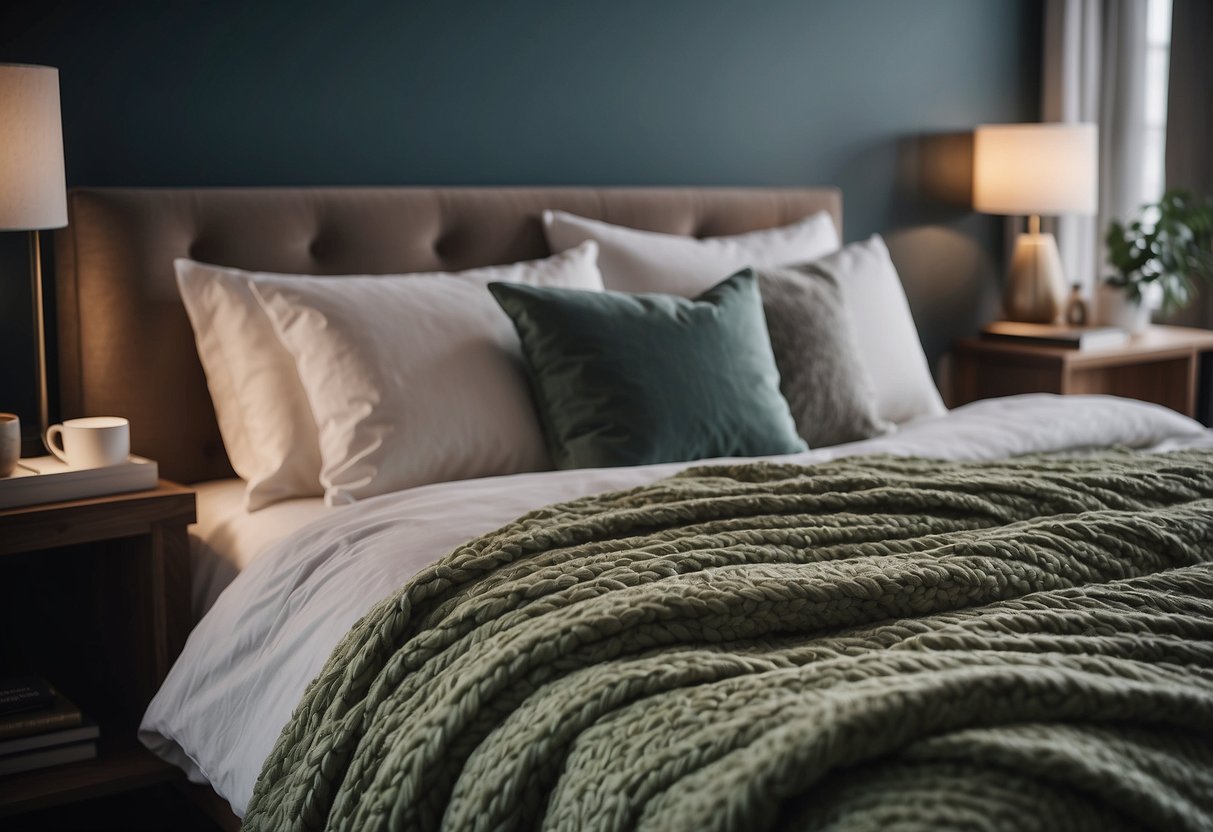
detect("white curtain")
[1040,0,1149,294]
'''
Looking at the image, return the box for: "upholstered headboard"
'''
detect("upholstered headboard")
[54,186,841,483]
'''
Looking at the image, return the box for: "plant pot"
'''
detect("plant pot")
[1096,284,1153,334]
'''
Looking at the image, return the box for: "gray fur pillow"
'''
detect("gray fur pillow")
[751,265,893,447]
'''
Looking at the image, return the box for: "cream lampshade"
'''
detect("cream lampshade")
[973,123,1097,323]
[0,64,66,230]
[0,64,68,443]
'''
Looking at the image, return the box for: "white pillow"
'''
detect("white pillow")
[250,242,603,505]
[542,209,840,296]
[175,259,324,511]
[808,236,947,424]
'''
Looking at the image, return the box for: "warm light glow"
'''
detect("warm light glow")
[973,123,1097,217]
[0,64,67,230]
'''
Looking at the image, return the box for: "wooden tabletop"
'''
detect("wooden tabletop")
[955,325,1213,369]
[0,480,196,557]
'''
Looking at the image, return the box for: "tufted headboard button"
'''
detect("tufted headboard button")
[432,229,462,263]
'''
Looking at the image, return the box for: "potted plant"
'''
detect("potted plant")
[1102,189,1213,333]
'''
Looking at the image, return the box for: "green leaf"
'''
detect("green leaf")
[1104,189,1213,313]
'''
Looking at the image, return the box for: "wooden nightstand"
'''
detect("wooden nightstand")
[0,481,196,817]
[953,325,1213,418]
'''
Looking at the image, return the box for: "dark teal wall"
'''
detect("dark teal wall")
[0,0,1040,432]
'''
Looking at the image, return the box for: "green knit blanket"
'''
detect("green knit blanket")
[244,450,1213,832]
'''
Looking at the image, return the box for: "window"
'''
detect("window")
[1142,0,1172,203]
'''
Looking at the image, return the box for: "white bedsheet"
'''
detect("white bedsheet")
[189,479,330,617]
[140,395,1213,817]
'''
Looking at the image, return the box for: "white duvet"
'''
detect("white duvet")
[139,394,1213,817]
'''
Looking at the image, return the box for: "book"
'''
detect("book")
[981,321,1129,350]
[0,454,158,510]
[0,740,97,776]
[0,719,99,757]
[0,676,55,717]
[0,687,83,740]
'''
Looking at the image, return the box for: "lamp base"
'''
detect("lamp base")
[1004,231,1066,324]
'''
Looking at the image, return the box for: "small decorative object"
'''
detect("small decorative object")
[1064,284,1089,326]
[0,414,19,477]
[1102,190,1213,334]
[973,123,1098,323]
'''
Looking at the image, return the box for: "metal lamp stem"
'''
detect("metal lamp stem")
[29,229,50,441]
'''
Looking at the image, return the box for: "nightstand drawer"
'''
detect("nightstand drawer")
[954,352,1066,401]
[1063,356,1193,414]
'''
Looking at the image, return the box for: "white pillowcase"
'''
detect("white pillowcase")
[176,259,324,511]
[542,209,840,296]
[808,236,947,424]
[250,242,603,505]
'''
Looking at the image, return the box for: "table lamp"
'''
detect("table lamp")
[973,123,1097,323]
[0,64,67,442]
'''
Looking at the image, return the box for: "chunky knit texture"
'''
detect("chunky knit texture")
[244,450,1213,832]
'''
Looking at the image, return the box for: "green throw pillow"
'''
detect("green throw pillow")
[489,271,807,469]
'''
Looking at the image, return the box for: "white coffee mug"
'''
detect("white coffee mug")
[45,416,130,469]
[0,413,19,477]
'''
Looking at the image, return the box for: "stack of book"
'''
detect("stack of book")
[981,321,1130,350]
[0,456,158,510]
[0,676,99,775]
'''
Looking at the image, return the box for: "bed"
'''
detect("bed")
[53,187,1213,830]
